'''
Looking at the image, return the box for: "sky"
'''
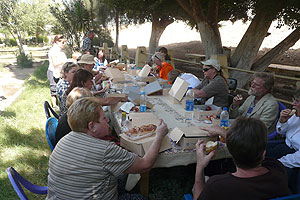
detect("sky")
[110,20,300,49]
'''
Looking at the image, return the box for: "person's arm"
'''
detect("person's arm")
[279,150,300,168]
[193,140,215,200]
[125,120,168,173]
[258,99,279,130]
[193,88,207,98]
[200,125,226,141]
[99,97,128,106]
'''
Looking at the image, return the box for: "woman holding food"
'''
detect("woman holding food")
[266,89,300,193]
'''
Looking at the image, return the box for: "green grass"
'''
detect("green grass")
[0,61,51,200]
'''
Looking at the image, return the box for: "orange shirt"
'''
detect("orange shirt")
[159,62,174,80]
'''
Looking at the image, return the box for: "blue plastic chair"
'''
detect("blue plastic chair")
[182,194,193,200]
[44,101,59,119]
[7,167,47,200]
[45,117,58,151]
[270,193,300,200]
[268,101,287,140]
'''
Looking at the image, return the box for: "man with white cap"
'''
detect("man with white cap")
[193,59,229,108]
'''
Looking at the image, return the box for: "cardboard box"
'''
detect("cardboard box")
[133,98,154,109]
[115,63,127,71]
[104,68,125,83]
[136,76,156,83]
[170,126,218,150]
[138,65,151,77]
[193,105,221,121]
[168,95,182,104]
[168,77,189,101]
[106,93,127,98]
[128,112,159,127]
[120,134,172,156]
[144,81,162,95]
[110,102,124,112]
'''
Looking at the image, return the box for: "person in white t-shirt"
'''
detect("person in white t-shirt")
[47,35,67,109]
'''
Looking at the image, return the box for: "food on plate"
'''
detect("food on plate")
[205,141,218,154]
[290,109,296,116]
[125,124,157,138]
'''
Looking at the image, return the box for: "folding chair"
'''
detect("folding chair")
[45,117,58,151]
[7,167,47,200]
[44,101,59,119]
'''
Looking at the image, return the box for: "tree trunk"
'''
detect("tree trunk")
[197,21,223,59]
[252,27,300,71]
[35,26,40,46]
[115,10,119,53]
[230,14,274,88]
[148,14,174,55]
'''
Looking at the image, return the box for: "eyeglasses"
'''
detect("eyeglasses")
[203,68,212,72]
[292,98,300,104]
[250,81,263,88]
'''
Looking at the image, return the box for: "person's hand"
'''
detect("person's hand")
[94,73,102,84]
[155,119,168,139]
[195,140,215,168]
[279,109,293,123]
[232,94,243,108]
[200,125,225,137]
[120,96,129,102]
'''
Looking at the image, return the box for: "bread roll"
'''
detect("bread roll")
[205,141,218,154]
[290,109,296,116]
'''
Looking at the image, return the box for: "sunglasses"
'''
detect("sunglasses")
[202,68,212,72]
[292,98,300,104]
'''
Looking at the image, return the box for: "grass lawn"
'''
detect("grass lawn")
[0,61,51,199]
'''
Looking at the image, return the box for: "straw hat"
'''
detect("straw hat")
[78,54,95,65]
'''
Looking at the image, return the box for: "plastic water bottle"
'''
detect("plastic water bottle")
[185,87,194,121]
[133,76,138,88]
[220,107,229,129]
[140,92,147,112]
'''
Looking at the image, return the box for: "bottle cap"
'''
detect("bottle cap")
[223,107,228,111]
[141,91,145,95]
[188,86,192,89]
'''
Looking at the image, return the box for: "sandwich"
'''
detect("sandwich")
[290,109,296,116]
[205,141,218,154]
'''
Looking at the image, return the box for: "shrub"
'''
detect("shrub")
[9,38,17,46]
[16,51,33,68]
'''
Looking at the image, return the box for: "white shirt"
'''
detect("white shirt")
[48,43,67,78]
[276,115,300,168]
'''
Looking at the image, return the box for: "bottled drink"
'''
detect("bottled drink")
[220,107,229,129]
[185,87,194,121]
[140,91,147,112]
[121,112,127,126]
[133,76,138,88]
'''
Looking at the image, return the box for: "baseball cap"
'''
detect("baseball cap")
[201,59,221,71]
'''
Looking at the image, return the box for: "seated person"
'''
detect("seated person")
[193,59,228,108]
[78,54,103,86]
[266,89,300,193]
[55,87,92,147]
[60,69,127,115]
[194,117,289,199]
[229,72,278,133]
[149,52,163,77]
[56,62,78,114]
[168,69,201,88]
[94,49,108,71]
[46,97,168,199]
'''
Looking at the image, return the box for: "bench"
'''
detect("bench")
[185,53,206,63]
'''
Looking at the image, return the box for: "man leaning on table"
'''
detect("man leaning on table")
[46,97,168,200]
[229,72,278,133]
[194,117,289,200]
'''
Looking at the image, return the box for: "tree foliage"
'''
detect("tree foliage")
[176,0,300,87]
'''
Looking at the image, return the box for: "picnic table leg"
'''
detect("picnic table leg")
[140,171,149,200]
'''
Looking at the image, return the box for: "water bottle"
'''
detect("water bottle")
[140,92,147,112]
[220,107,229,129]
[133,76,138,88]
[185,87,194,121]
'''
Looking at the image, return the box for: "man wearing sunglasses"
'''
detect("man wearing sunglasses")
[193,59,229,108]
[229,72,278,133]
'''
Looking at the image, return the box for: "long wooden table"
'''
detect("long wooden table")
[109,94,231,198]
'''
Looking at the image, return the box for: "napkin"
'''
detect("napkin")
[120,102,135,113]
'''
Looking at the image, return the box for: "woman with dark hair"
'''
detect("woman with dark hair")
[56,62,78,114]
[94,49,108,71]
[47,35,67,110]
[60,69,128,115]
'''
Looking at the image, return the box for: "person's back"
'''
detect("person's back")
[199,157,289,200]
[194,117,289,200]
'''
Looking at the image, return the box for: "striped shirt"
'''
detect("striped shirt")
[46,131,136,200]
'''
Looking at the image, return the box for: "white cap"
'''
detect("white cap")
[201,59,221,71]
